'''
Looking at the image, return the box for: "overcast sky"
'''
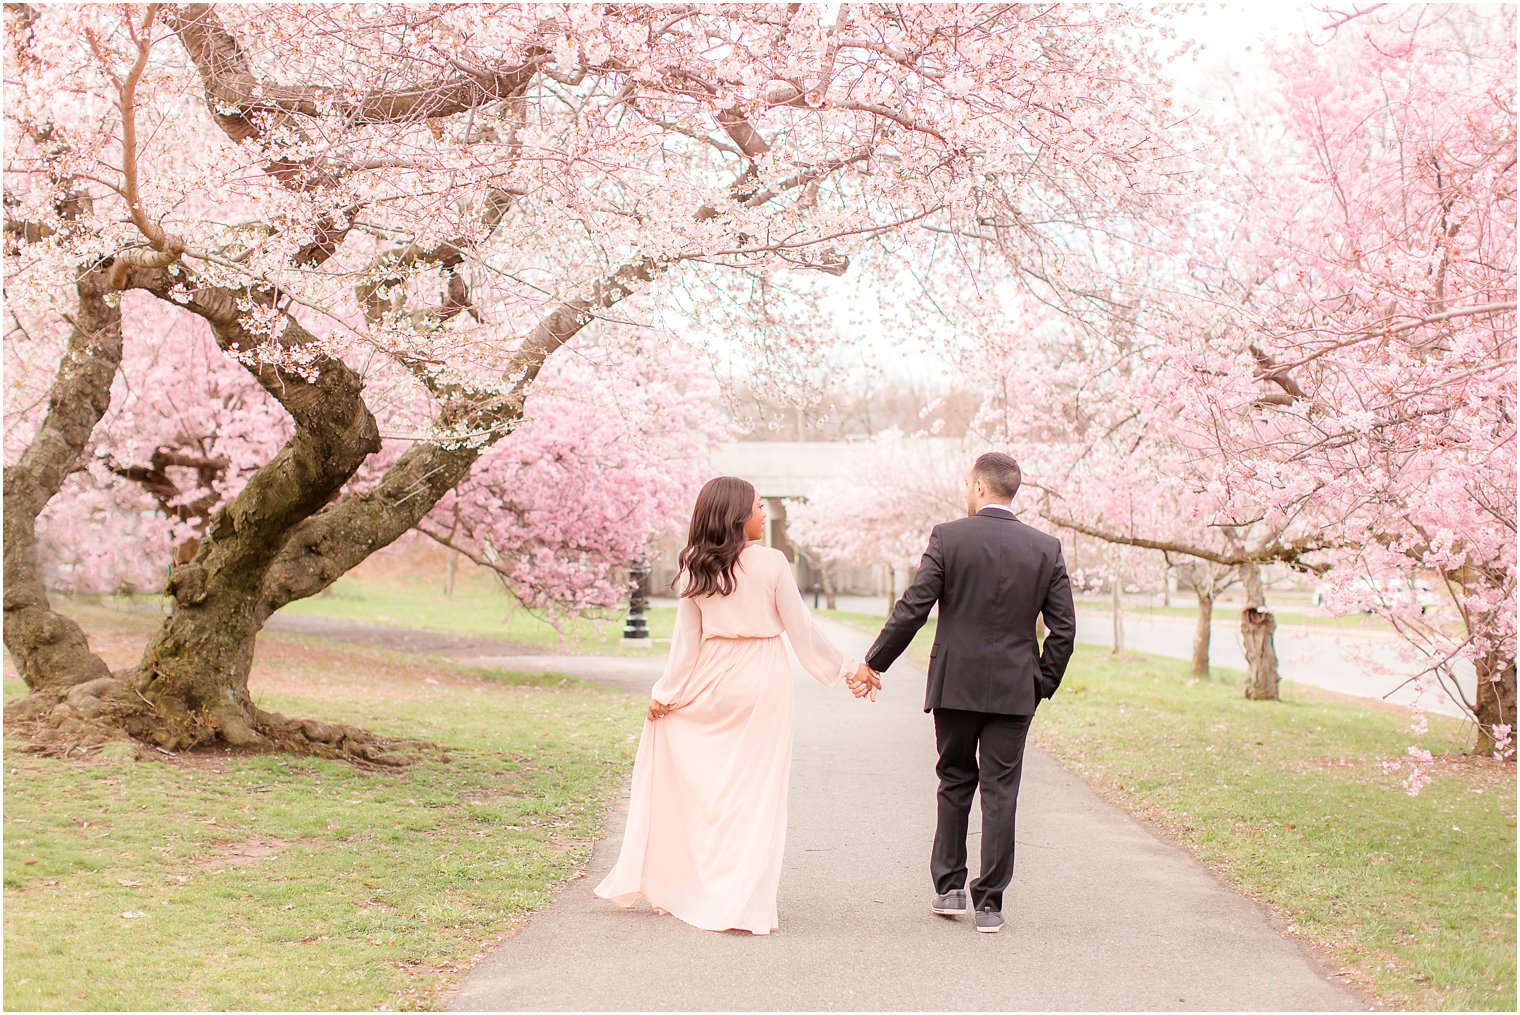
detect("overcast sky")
[1167,2,1325,107]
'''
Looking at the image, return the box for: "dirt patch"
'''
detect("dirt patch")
[460,782,526,806]
[1286,683,1420,717]
[546,831,593,854]
[156,742,286,772]
[1417,751,1517,792]
[202,837,310,872]
[247,633,495,704]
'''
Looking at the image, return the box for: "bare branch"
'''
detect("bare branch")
[168,4,545,129]
[1043,511,1329,567]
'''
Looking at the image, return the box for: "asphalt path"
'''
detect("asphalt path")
[448,620,1364,1012]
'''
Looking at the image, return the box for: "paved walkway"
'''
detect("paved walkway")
[447,620,1364,1012]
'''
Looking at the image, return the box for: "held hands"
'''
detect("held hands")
[846,663,881,702]
[648,699,675,721]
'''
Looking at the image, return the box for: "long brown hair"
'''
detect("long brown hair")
[676,476,756,598]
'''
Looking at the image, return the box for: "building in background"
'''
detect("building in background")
[650,439,964,596]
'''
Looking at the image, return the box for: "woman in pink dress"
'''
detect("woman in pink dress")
[594,476,872,935]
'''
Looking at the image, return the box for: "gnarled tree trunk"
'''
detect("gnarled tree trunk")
[87,270,380,749]
[3,265,120,696]
[4,3,854,760]
[4,262,403,759]
[1239,562,1280,700]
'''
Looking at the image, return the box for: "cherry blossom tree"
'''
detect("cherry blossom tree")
[947,288,1310,695]
[1166,5,1517,755]
[20,305,723,617]
[3,3,1184,755]
[422,335,726,617]
[958,5,1514,754]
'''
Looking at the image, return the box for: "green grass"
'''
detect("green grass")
[822,610,936,667]
[825,613,1516,1011]
[3,634,644,1011]
[278,576,676,654]
[97,574,676,656]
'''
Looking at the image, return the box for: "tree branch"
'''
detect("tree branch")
[2,264,121,690]
[1042,511,1329,567]
[114,4,184,262]
[106,448,229,526]
[168,4,546,129]
[255,253,676,620]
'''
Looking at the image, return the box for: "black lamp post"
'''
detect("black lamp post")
[623,559,651,640]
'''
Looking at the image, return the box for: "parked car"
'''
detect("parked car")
[1311,576,1438,613]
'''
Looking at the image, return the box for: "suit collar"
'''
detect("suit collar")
[976,505,1016,519]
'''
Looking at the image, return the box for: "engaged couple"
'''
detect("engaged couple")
[593,452,1077,935]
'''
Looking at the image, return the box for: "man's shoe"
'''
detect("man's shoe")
[931,889,968,915]
[974,905,1004,934]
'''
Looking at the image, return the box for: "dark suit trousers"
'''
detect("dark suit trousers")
[931,707,1034,912]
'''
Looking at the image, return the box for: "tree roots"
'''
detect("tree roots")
[4,678,430,767]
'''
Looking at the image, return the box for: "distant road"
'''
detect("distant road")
[1074,609,1474,718]
[812,594,1475,719]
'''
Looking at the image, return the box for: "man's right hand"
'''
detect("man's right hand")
[847,663,881,701]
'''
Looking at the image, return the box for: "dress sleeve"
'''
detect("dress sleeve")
[774,552,857,688]
[649,591,703,706]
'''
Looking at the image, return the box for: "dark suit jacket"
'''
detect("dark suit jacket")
[865,507,1077,716]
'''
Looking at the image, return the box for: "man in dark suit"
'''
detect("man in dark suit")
[849,452,1076,933]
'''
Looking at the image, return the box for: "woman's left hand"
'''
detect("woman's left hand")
[648,699,675,721]
[846,663,881,701]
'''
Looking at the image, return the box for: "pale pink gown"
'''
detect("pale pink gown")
[594,543,858,934]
